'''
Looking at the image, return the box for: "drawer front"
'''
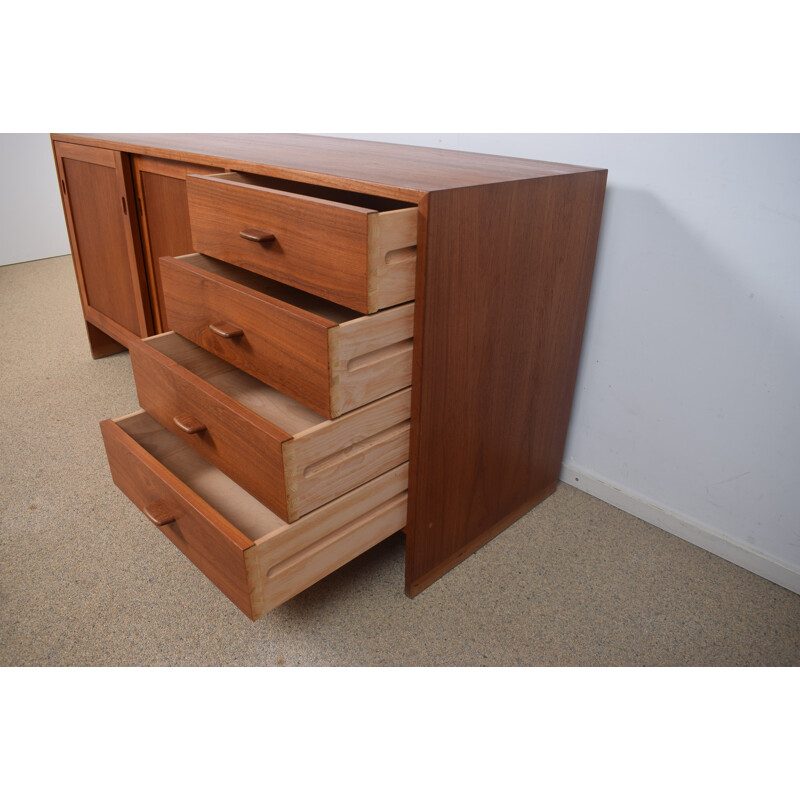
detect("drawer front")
[160,255,334,417]
[187,173,417,313]
[100,416,256,617]
[161,254,415,418]
[129,337,292,520]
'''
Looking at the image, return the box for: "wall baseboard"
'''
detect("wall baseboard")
[560,463,800,596]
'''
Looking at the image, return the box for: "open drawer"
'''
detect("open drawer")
[101,411,408,620]
[186,171,418,313]
[160,253,413,418]
[130,332,411,522]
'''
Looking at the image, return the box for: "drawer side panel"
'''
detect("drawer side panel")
[246,464,409,618]
[285,388,412,518]
[247,494,407,619]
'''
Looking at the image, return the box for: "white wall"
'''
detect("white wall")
[0,133,70,266]
[324,134,800,589]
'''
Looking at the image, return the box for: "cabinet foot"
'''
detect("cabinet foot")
[86,320,127,359]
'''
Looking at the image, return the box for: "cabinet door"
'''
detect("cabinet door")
[132,156,218,333]
[53,141,153,351]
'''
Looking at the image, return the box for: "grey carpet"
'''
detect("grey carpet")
[1,256,798,666]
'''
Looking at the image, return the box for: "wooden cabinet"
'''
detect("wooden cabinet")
[53,141,153,356]
[131,156,219,332]
[51,133,607,619]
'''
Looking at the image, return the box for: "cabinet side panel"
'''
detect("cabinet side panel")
[406,173,607,595]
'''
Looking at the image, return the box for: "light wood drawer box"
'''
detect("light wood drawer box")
[160,253,414,418]
[186,171,418,314]
[129,332,411,522]
[100,411,408,620]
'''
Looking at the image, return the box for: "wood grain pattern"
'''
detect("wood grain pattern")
[129,336,292,520]
[84,319,127,359]
[103,411,408,619]
[132,156,218,332]
[368,209,419,311]
[328,303,414,417]
[85,306,140,350]
[246,463,409,618]
[52,133,600,201]
[54,140,117,168]
[55,133,609,609]
[100,414,255,618]
[53,141,153,352]
[160,253,334,416]
[186,172,417,313]
[284,387,411,519]
[405,172,607,595]
[160,254,414,418]
[131,333,412,521]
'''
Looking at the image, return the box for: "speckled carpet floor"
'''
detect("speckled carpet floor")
[1,255,799,667]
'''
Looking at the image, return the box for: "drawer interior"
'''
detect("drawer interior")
[173,253,361,324]
[200,171,415,213]
[117,412,289,543]
[145,332,324,434]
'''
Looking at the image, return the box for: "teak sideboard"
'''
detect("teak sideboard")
[51,133,607,620]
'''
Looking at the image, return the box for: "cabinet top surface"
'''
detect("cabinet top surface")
[52,133,603,199]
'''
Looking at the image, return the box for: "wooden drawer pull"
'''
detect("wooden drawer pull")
[239,228,276,244]
[172,413,207,435]
[143,501,176,527]
[208,322,244,339]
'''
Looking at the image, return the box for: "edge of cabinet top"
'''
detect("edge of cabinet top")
[51,133,604,202]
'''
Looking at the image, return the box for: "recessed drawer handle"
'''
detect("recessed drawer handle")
[239,228,276,244]
[172,413,207,435]
[143,501,175,527]
[208,322,244,339]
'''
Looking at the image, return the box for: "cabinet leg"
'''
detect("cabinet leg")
[86,320,127,359]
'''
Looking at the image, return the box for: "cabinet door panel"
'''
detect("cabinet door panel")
[54,141,152,351]
[132,156,218,332]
